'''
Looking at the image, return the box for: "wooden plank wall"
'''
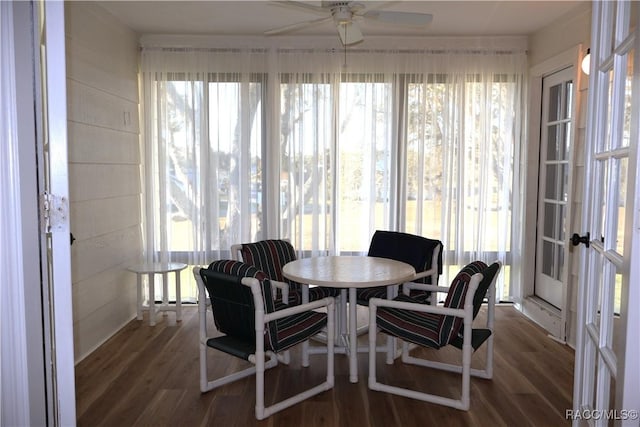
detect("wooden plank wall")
[65,2,142,362]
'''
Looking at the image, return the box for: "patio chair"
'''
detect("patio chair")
[355,230,442,361]
[194,260,335,420]
[356,230,443,306]
[368,260,501,410]
[232,239,345,365]
[231,239,341,305]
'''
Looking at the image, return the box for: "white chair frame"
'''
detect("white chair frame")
[368,264,498,411]
[194,266,335,420]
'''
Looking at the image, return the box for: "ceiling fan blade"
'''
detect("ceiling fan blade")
[269,1,328,16]
[265,16,333,36]
[363,10,433,26]
[336,22,364,46]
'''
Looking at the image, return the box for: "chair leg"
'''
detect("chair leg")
[368,303,379,389]
[258,299,336,420]
[278,350,291,365]
[368,302,472,411]
[301,286,310,367]
[385,336,396,364]
[200,339,275,393]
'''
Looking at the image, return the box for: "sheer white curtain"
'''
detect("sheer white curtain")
[385,49,526,300]
[140,41,526,302]
[275,49,397,255]
[275,47,525,299]
[140,48,268,300]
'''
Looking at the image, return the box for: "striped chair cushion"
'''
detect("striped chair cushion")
[240,239,302,306]
[357,287,431,305]
[376,293,442,349]
[240,239,340,304]
[356,286,388,305]
[270,310,327,353]
[240,239,297,285]
[306,286,341,301]
[438,261,487,346]
[407,289,432,304]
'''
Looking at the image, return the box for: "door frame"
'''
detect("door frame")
[2,1,76,425]
[522,45,585,342]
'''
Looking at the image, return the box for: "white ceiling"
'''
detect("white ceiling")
[96,0,587,39]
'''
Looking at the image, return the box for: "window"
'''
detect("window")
[141,47,525,302]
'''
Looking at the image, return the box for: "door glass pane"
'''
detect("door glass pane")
[556,242,564,280]
[605,1,617,54]
[548,83,562,121]
[615,272,622,315]
[561,163,569,201]
[564,81,573,120]
[562,122,571,160]
[547,124,562,160]
[622,50,634,148]
[556,204,565,240]
[545,165,558,199]
[604,69,615,152]
[598,160,609,242]
[616,157,628,254]
[592,256,604,329]
[544,203,556,238]
[542,240,554,276]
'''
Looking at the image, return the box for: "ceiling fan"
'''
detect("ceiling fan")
[265,1,433,46]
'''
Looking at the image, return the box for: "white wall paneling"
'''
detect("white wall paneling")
[65,2,142,363]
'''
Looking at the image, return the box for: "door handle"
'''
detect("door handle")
[570,232,590,248]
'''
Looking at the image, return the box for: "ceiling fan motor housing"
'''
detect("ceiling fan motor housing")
[330,2,355,25]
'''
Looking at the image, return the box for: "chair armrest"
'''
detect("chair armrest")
[193,267,210,343]
[270,279,289,305]
[230,244,242,261]
[402,267,439,295]
[413,266,438,281]
[369,297,469,319]
[264,296,335,322]
[403,283,452,294]
[240,276,334,322]
[372,272,482,320]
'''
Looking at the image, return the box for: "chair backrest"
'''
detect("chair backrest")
[471,262,501,318]
[367,230,443,284]
[238,239,299,287]
[438,261,487,346]
[200,260,276,343]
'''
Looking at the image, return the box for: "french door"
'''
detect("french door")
[535,66,575,310]
[35,0,76,423]
[573,1,640,424]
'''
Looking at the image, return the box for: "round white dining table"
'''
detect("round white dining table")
[282,256,416,383]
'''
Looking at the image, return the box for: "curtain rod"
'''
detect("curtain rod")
[141,46,525,56]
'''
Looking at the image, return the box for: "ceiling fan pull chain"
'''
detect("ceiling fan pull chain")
[343,24,347,68]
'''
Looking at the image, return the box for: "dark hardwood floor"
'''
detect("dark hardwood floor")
[75,305,574,426]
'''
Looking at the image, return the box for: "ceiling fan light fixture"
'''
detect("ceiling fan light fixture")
[332,6,353,25]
